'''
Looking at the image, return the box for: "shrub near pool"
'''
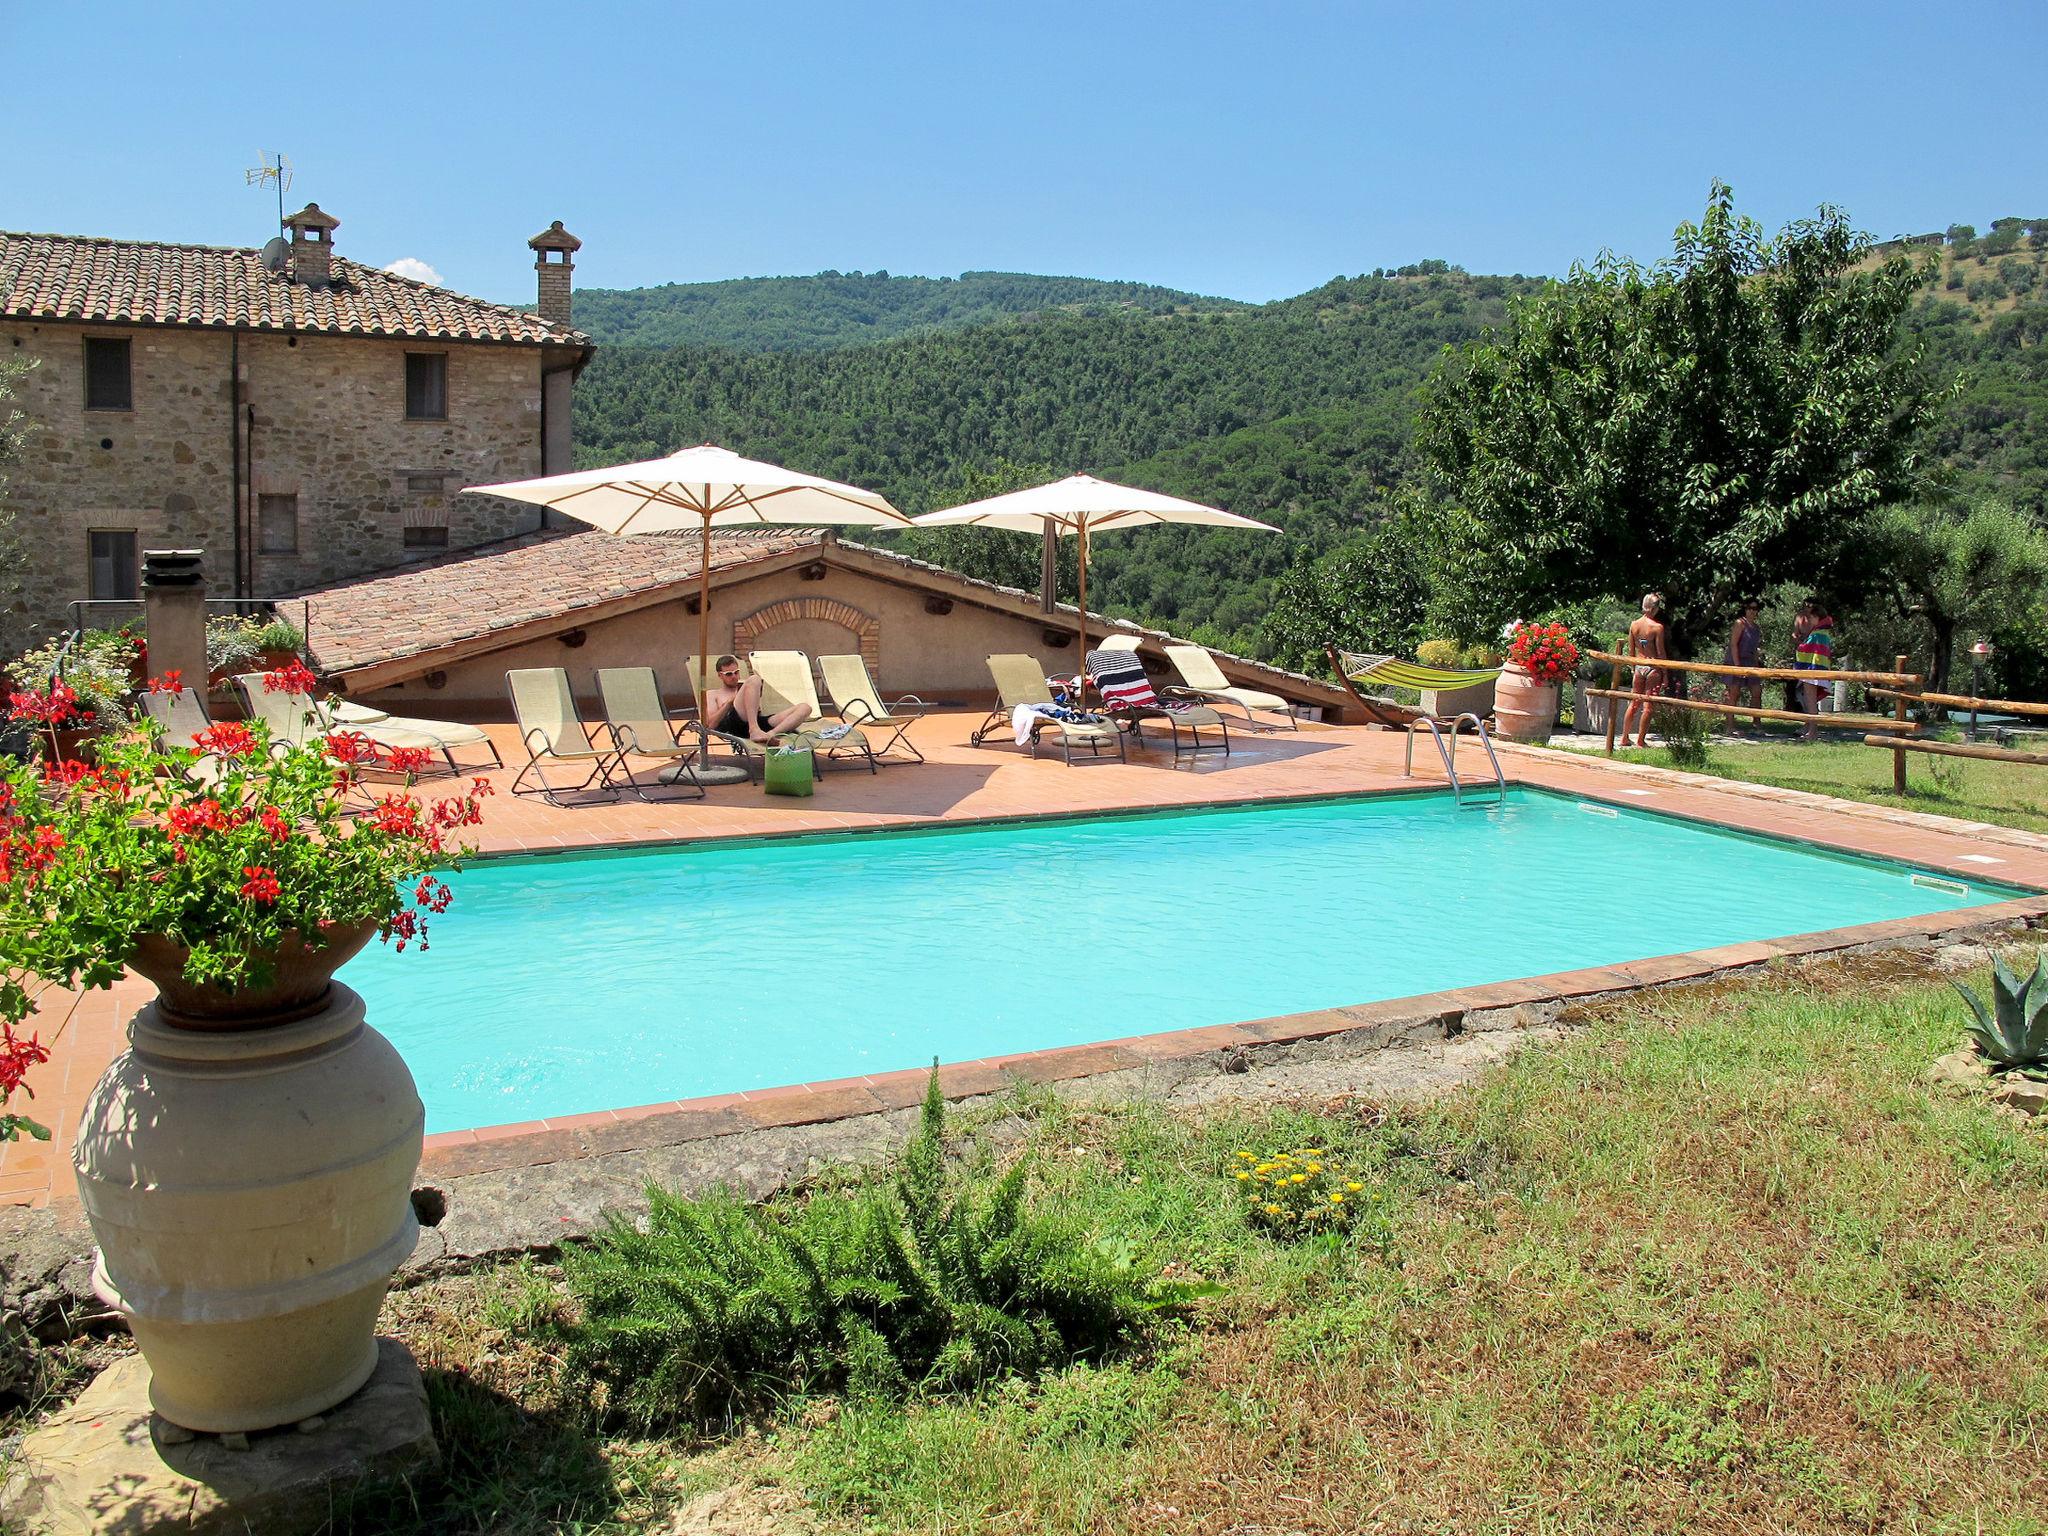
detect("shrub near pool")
[561,1072,1207,1429]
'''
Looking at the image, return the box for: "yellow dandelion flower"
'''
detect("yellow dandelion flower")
[1330,1192,1345,1203]
[1235,1171,1251,1181]
[1290,1173,1308,1183]
[1306,1162,1322,1173]
[1346,1181,1363,1192]
[1264,1203,1283,1216]
[1236,1151,1254,1160]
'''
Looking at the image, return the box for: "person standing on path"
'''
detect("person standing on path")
[1621,593,1668,750]
[1722,600,1764,731]
[1795,603,1837,741]
[1789,599,1817,720]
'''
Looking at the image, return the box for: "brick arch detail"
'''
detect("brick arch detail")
[731,597,881,672]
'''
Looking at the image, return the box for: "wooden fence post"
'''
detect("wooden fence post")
[1603,658,1623,756]
[1893,654,1910,795]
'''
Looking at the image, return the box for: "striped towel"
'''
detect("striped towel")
[1087,648,1197,713]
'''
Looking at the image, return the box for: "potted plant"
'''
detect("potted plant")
[1494,621,1580,742]
[249,616,306,673]
[0,662,489,1432]
[6,632,137,761]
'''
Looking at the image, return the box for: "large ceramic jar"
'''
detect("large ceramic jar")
[72,982,423,1432]
[1493,663,1562,743]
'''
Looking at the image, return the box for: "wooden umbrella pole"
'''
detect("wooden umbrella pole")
[698,513,713,696]
[1076,516,1089,665]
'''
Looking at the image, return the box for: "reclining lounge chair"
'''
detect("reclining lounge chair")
[1085,645,1229,759]
[594,666,707,799]
[818,653,930,763]
[1163,645,1298,731]
[506,667,632,806]
[972,654,1125,765]
[745,651,877,773]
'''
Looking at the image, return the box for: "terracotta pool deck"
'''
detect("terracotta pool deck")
[8,711,2046,1210]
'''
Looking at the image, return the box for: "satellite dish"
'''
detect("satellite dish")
[260,237,290,273]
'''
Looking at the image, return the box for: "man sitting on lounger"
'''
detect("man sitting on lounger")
[705,654,810,741]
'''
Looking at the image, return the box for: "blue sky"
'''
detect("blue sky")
[9,0,2043,304]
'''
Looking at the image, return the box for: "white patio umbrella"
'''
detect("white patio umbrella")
[465,444,911,672]
[912,473,1278,660]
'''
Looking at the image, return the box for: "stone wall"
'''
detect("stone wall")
[0,320,549,656]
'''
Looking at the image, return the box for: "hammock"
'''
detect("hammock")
[1324,647,1491,731]
[1336,652,1500,692]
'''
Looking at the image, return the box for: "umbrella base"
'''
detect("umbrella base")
[666,762,749,786]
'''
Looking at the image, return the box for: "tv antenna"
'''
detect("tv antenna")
[245,152,294,231]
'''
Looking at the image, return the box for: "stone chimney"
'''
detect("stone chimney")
[527,220,581,327]
[141,550,207,692]
[283,202,340,286]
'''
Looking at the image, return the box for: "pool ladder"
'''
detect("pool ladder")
[1403,713,1507,807]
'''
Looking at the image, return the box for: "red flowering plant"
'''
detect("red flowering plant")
[1505,621,1580,687]
[0,668,488,1126]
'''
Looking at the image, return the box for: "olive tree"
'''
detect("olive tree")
[1416,183,1947,659]
[1870,499,2048,693]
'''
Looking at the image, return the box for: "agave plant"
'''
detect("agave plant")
[1953,951,2048,1074]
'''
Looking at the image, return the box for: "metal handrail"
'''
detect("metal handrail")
[64,596,312,647]
[1402,714,1507,808]
[1453,713,1508,803]
[1403,716,1461,802]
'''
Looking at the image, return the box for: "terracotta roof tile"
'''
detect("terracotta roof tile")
[0,231,587,346]
[297,528,1346,705]
[300,528,814,673]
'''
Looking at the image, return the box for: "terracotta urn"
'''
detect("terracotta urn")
[72,931,423,1432]
[1493,663,1562,743]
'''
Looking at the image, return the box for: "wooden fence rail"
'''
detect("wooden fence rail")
[1588,645,2048,791]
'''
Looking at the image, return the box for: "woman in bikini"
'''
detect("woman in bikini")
[1620,593,1667,750]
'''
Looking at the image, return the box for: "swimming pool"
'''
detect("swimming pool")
[341,790,2022,1134]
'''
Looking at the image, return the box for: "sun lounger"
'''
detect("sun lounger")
[506,667,632,805]
[594,667,707,800]
[1096,633,1144,652]
[136,685,234,785]
[818,653,929,763]
[233,674,448,760]
[972,654,1126,765]
[745,651,877,772]
[1162,645,1297,731]
[1085,646,1228,759]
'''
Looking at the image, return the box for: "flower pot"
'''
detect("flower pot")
[1572,679,1612,735]
[72,982,423,1433]
[124,920,380,1028]
[34,725,99,765]
[1493,664,1561,743]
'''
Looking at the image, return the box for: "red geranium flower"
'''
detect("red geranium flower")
[146,670,185,695]
[7,683,79,726]
[239,866,282,904]
[262,660,320,697]
[193,722,260,759]
[384,746,436,777]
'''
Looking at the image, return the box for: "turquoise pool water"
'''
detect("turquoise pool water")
[341,790,2020,1134]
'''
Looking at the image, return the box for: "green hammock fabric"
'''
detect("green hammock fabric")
[1342,653,1500,692]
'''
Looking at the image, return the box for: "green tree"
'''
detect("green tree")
[1262,491,1432,672]
[884,458,1074,597]
[1870,499,2048,693]
[1416,182,1945,657]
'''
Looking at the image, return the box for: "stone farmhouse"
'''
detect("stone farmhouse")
[0,205,591,652]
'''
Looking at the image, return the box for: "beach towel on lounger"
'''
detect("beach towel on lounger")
[1011,702,1105,746]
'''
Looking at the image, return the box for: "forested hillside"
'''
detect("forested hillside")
[570,235,2047,661]
[575,268,1538,643]
[572,270,1244,351]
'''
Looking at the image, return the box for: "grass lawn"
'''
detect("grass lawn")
[1557,730,2048,835]
[66,954,2048,1534]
